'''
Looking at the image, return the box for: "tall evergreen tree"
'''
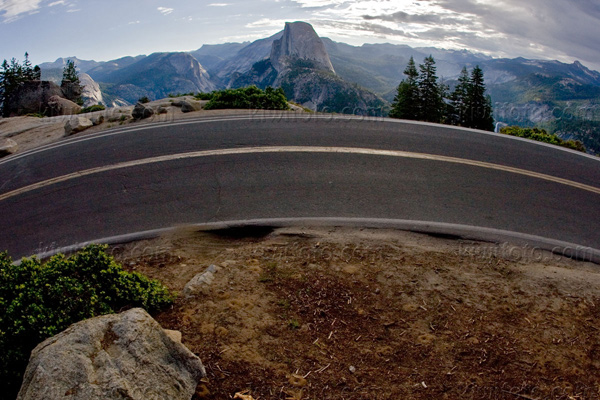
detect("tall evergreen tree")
[389,56,420,120]
[61,60,83,106]
[1,57,26,117]
[0,53,43,116]
[23,52,36,81]
[417,55,445,123]
[467,66,494,131]
[448,67,470,126]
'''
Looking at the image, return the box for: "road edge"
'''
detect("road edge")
[24,218,600,265]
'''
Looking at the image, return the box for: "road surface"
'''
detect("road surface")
[0,113,598,260]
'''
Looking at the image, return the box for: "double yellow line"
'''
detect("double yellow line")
[1,146,599,202]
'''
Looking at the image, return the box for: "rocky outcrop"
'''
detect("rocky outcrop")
[132,103,154,120]
[0,138,18,157]
[17,308,205,400]
[48,95,81,116]
[64,117,93,136]
[270,22,335,74]
[5,81,63,116]
[80,72,104,107]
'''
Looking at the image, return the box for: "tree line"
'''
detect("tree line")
[390,56,494,131]
[0,53,83,117]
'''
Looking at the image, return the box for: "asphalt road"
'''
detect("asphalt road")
[1,113,599,259]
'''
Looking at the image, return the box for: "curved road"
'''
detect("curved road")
[1,113,599,260]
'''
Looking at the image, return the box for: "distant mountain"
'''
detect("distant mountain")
[190,42,249,71]
[322,39,492,97]
[231,22,386,114]
[210,31,284,85]
[270,22,335,75]
[89,52,215,104]
[39,57,102,73]
[86,55,147,82]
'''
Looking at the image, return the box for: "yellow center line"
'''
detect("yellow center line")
[1,146,599,202]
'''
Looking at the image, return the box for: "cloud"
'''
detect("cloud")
[285,0,600,70]
[157,6,174,16]
[362,10,462,26]
[0,0,43,21]
[207,3,230,6]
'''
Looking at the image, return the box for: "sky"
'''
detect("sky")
[1,0,599,71]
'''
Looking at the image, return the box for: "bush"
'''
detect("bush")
[194,92,214,101]
[500,126,587,153]
[79,104,106,114]
[203,86,289,111]
[138,96,151,104]
[0,245,173,397]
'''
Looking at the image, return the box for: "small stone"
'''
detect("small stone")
[349,365,356,374]
[90,115,105,126]
[0,138,18,157]
[183,266,217,297]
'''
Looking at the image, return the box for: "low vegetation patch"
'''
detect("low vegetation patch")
[79,104,106,114]
[203,86,289,111]
[500,126,587,152]
[0,245,173,397]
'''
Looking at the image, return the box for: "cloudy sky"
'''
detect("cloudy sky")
[1,0,599,70]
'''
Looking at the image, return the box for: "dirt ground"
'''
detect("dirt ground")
[111,226,600,400]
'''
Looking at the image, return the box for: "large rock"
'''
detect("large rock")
[79,72,104,107]
[5,80,63,116]
[0,138,18,157]
[64,116,94,136]
[132,102,154,120]
[48,95,81,116]
[180,100,202,113]
[17,308,205,400]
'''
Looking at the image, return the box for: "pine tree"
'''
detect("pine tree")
[389,57,420,120]
[449,67,470,126]
[0,58,26,117]
[61,60,84,106]
[23,52,36,81]
[0,53,43,116]
[467,66,494,131]
[417,55,445,123]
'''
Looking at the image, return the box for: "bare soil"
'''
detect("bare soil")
[111,227,600,400]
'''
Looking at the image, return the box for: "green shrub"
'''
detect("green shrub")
[138,96,151,104]
[0,245,173,397]
[25,112,45,118]
[168,92,195,98]
[204,86,289,111]
[79,104,106,114]
[500,126,587,153]
[194,92,214,101]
